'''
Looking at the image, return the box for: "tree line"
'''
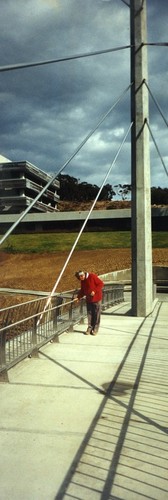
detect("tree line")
[58,174,168,205]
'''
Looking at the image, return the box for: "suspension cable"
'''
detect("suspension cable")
[0,83,131,247]
[144,81,168,129]
[0,45,131,74]
[146,120,168,178]
[119,0,130,7]
[37,121,133,325]
[145,42,168,47]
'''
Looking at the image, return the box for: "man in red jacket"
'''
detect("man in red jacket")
[75,270,104,335]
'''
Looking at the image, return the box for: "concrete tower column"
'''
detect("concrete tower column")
[130,0,153,316]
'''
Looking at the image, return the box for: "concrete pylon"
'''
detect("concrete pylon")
[130,0,153,316]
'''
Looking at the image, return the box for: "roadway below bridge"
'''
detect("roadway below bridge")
[0,206,167,233]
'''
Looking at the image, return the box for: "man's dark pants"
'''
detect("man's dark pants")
[86,301,102,331]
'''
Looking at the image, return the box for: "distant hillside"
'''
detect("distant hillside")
[57,200,167,212]
[58,200,132,212]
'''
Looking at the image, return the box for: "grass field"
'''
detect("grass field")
[0,231,167,253]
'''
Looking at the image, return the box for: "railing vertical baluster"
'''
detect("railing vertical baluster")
[53,297,63,332]
[0,329,8,382]
[32,302,41,346]
[32,316,38,346]
[0,329,6,367]
[68,294,76,332]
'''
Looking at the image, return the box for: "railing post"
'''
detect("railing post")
[0,369,9,382]
[67,292,78,332]
[32,316,38,346]
[52,296,63,331]
[0,330,6,366]
[67,299,74,332]
[0,329,9,382]
[30,305,40,358]
[102,288,106,310]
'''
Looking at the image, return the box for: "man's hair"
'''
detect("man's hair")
[75,271,85,280]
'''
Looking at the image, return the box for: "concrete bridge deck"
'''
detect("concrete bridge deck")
[0,294,168,500]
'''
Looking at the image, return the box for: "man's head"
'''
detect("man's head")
[75,271,86,281]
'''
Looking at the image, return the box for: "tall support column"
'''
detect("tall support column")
[130,0,153,316]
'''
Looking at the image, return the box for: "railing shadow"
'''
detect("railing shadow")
[53,302,168,499]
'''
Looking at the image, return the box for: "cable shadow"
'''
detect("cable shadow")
[39,351,106,395]
[106,392,168,434]
[10,381,99,390]
[39,308,146,397]
[102,326,136,335]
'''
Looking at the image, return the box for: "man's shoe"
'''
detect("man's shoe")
[92,329,98,335]
[85,326,92,335]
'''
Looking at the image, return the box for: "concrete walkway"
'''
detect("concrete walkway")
[0,294,168,500]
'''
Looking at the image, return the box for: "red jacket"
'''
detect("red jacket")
[77,273,104,303]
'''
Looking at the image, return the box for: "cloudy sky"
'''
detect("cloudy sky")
[0,0,167,191]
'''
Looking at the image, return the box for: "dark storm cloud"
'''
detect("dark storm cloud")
[0,0,167,188]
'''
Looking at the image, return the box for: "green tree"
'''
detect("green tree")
[58,175,116,201]
[99,184,116,200]
[151,187,168,205]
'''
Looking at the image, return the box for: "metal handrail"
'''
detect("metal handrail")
[0,283,124,378]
